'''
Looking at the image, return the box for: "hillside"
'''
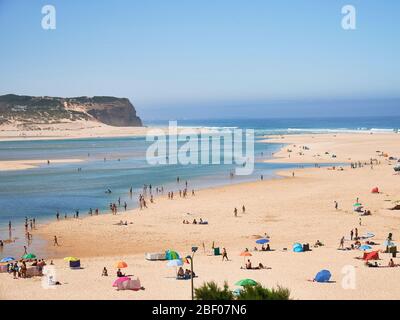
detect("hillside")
[0,94,142,129]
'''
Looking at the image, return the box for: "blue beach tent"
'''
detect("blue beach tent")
[314,270,332,283]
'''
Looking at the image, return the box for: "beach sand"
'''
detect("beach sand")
[1,133,400,300]
[0,121,150,142]
[0,159,84,171]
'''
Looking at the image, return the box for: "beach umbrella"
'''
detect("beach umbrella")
[112,276,131,287]
[22,253,36,259]
[166,259,183,267]
[359,245,372,251]
[384,240,396,247]
[239,251,252,257]
[353,203,362,207]
[314,270,332,283]
[115,261,128,268]
[165,250,180,260]
[255,238,270,245]
[235,279,258,287]
[63,257,79,262]
[0,257,15,263]
[239,251,252,265]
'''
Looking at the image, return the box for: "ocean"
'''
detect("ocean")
[0,116,398,257]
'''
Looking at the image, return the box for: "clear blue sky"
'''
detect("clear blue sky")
[0,0,399,119]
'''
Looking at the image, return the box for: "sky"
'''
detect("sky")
[0,0,399,120]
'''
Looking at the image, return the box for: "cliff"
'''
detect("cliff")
[0,94,142,128]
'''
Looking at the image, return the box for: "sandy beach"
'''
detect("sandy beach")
[0,121,150,142]
[1,132,400,300]
[0,159,84,171]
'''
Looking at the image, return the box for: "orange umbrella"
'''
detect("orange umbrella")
[115,261,128,268]
[240,251,252,266]
[240,252,252,257]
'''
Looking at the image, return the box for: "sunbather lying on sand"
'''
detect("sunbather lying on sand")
[261,244,274,251]
[241,260,269,270]
[314,240,324,247]
[365,261,380,268]
[199,218,208,224]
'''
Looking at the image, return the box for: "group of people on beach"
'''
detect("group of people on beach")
[5,258,49,279]
[177,267,196,280]
[242,259,267,270]
[182,218,207,225]
[168,188,195,200]
[234,205,246,217]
